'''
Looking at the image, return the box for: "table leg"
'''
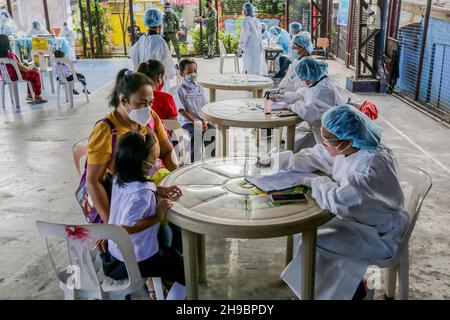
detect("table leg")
[197,234,206,284]
[217,125,228,156]
[182,229,199,300]
[286,125,296,151]
[209,88,216,103]
[256,89,263,98]
[256,129,260,155]
[301,229,317,300]
[285,235,293,266]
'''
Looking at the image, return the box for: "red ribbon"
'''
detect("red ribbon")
[360,100,379,120]
[65,225,89,240]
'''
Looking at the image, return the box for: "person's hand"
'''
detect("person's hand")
[96,239,108,253]
[156,197,173,222]
[201,119,209,131]
[157,185,182,200]
[177,30,185,36]
[297,176,312,187]
[255,155,272,168]
[236,48,243,57]
[271,94,284,102]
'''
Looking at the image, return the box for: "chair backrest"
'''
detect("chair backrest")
[73,138,88,176]
[316,37,329,49]
[218,39,227,57]
[35,220,143,297]
[53,57,77,83]
[398,166,432,244]
[0,58,24,83]
[31,50,52,71]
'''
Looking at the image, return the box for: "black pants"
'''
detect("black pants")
[274,56,292,79]
[57,73,87,87]
[101,248,185,285]
[183,122,216,163]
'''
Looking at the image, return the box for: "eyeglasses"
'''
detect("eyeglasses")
[320,129,341,143]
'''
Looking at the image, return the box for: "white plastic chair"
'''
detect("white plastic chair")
[370,166,432,300]
[163,119,189,167]
[31,50,55,93]
[53,57,89,108]
[218,39,240,74]
[0,58,35,109]
[36,220,165,300]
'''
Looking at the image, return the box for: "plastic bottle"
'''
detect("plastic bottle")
[263,91,272,114]
[244,73,249,84]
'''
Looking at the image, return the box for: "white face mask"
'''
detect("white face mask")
[125,103,151,126]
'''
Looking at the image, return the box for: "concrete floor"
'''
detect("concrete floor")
[0,57,448,300]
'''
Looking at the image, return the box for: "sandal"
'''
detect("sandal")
[33,98,48,104]
[26,95,33,101]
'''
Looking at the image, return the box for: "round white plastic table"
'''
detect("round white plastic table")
[162,157,333,300]
[263,44,284,73]
[201,98,302,156]
[198,74,273,102]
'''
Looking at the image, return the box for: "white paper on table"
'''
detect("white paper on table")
[244,170,318,192]
[271,102,289,111]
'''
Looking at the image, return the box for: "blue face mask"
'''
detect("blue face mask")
[185,73,197,83]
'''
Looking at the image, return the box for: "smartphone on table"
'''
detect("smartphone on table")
[270,193,307,204]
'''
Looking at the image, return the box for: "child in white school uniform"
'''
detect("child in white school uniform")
[175,58,215,162]
[53,50,91,95]
[101,132,185,299]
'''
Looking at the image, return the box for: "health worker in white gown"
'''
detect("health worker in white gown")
[267,105,409,300]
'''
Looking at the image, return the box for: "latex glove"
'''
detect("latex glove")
[297,176,312,187]
[271,94,285,102]
[236,48,243,57]
[255,155,272,168]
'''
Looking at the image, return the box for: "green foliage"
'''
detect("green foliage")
[218,32,240,54]
[73,0,113,56]
[221,0,285,15]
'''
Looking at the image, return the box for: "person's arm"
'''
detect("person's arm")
[175,14,180,31]
[162,40,176,79]
[122,216,161,235]
[86,122,113,223]
[238,19,249,51]
[86,163,110,223]
[271,144,334,174]
[179,109,196,124]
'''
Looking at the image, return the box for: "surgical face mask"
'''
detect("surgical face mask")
[292,49,300,60]
[322,140,352,157]
[185,73,197,83]
[165,8,172,13]
[124,103,151,126]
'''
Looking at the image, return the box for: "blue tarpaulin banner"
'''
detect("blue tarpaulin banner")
[337,0,350,26]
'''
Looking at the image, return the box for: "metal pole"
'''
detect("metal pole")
[85,0,96,58]
[286,0,290,28]
[94,0,103,56]
[414,0,432,101]
[78,0,88,58]
[355,0,362,77]
[199,0,203,55]
[346,0,356,67]
[42,0,51,32]
[6,0,12,17]
[128,0,136,45]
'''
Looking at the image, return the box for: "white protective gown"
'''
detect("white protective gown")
[278,58,304,94]
[238,16,263,75]
[60,27,77,62]
[25,27,49,38]
[272,144,409,299]
[291,77,345,149]
[129,34,176,89]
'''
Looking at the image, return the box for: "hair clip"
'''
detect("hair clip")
[124,69,132,76]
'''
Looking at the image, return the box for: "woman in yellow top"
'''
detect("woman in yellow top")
[87,69,181,225]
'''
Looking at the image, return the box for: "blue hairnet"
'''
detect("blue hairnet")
[322,104,382,151]
[143,9,164,27]
[295,56,328,81]
[293,31,314,54]
[289,22,302,33]
[261,22,267,32]
[32,21,41,29]
[243,3,255,17]
[270,26,281,36]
